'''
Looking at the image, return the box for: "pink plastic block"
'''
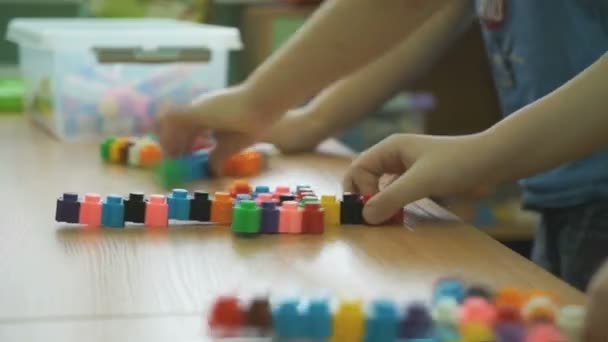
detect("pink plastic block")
[145,194,168,228]
[273,185,291,199]
[79,193,102,227]
[256,193,274,206]
[278,201,302,234]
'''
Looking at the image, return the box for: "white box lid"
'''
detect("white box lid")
[6,18,242,50]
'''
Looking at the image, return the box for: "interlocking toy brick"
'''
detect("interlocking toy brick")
[466,284,494,301]
[101,195,125,228]
[222,149,263,177]
[156,159,185,189]
[190,191,211,222]
[209,296,243,337]
[341,193,363,225]
[365,300,399,342]
[139,141,162,168]
[274,299,304,338]
[167,189,191,220]
[320,195,340,226]
[145,194,168,227]
[235,194,252,205]
[299,195,318,207]
[211,192,233,225]
[128,139,143,167]
[255,193,273,206]
[56,192,80,223]
[124,192,146,223]
[302,202,324,234]
[333,301,364,342]
[245,298,272,336]
[230,179,252,198]
[109,137,129,163]
[433,278,466,304]
[260,201,279,234]
[558,306,585,342]
[307,299,332,339]
[279,194,295,205]
[100,136,115,162]
[79,193,102,227]
[231,200,261,235]
[278,201,302,234]
[400,303,433,339]
[119,140,134,164]
[253,185,270,198]
[273,185,290,199]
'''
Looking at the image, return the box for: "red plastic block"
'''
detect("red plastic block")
[302,202,324,234]
[79,193,102,227]
[144,194,168,228]
[208,296,243,337]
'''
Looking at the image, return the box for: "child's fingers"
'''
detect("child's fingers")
[342,168,380,195]
[208,131,254,176]
[363,165,431,224]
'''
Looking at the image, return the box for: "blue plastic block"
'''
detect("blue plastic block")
[235,194,252,205]
[167,189,191,220]
[189,150,209,180]
[306,298,332,338]
[273,299,304,338]
[55,192,80,223]
[365,299,399,342]
[101,195,125,228]
[433,278,465,304]
[260,201,280,234]
[253,185,270,198]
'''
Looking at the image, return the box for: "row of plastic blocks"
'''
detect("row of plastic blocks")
[54,184,403,231]
[208,280,586,342]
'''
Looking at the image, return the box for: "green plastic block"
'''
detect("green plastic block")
[99,136,116,162]
[0,79,24,113]
[299,196,318,208]
[231,200,261,235]
[156,159,186,189]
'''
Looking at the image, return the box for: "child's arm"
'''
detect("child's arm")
[160,0,454,165]
[266,0,475,153]
[343,53,608,224]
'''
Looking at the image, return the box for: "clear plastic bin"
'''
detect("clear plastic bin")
[6,18,242,141]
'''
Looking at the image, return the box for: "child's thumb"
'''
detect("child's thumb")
[362,167,430,225]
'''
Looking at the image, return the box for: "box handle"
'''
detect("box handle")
[93,47,211,64]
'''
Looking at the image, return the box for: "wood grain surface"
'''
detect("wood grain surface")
[0,117,585,341]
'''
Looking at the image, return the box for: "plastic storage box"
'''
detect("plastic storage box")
[6,18,242,141]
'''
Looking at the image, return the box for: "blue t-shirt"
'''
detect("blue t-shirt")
[476,0,608,208]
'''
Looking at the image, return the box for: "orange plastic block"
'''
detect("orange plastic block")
[496,287,526,309]
[223,150,263,177]
[229,179,252,198]
[109,137,129,163]
[139,142,162,168]
[145,194,168,228]
[79,193,102,227]
[211,192,233,225]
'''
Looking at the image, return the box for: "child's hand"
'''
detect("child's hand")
[343,133,497,224]
[159,86,276,174]
[584,260,608,341]
[263,108,328,154]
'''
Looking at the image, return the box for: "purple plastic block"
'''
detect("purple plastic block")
[55,192,80,223]
[495,322,525,342]
[260,201,279,234]
[399,302,433,339]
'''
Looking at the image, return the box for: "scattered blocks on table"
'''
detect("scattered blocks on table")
[56,192,80,223]
[341,192,363,225]
[253,185,270,198]
[222,149,263,177]
[278,201,302,234]
[101,195,125,228]
[99,136,115,162]
[79,193,102,227]
[145,194,169,228]
[230,179,252,198]
[207,282,582,341]
[211,192,233,225]
[273,185,290,199]
[254,192,273,206]
[302,202,324,234]
[124,192,146,223]
[231,200,261,235]
[167,189,191,220]
[190,191,211,222]
[139,141,162,168]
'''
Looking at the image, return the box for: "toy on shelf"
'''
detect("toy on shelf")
[54,182,404,234]
[99,135,266,187]
[207,280,586,341]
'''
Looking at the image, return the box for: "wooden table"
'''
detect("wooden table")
[0,117,585,341]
